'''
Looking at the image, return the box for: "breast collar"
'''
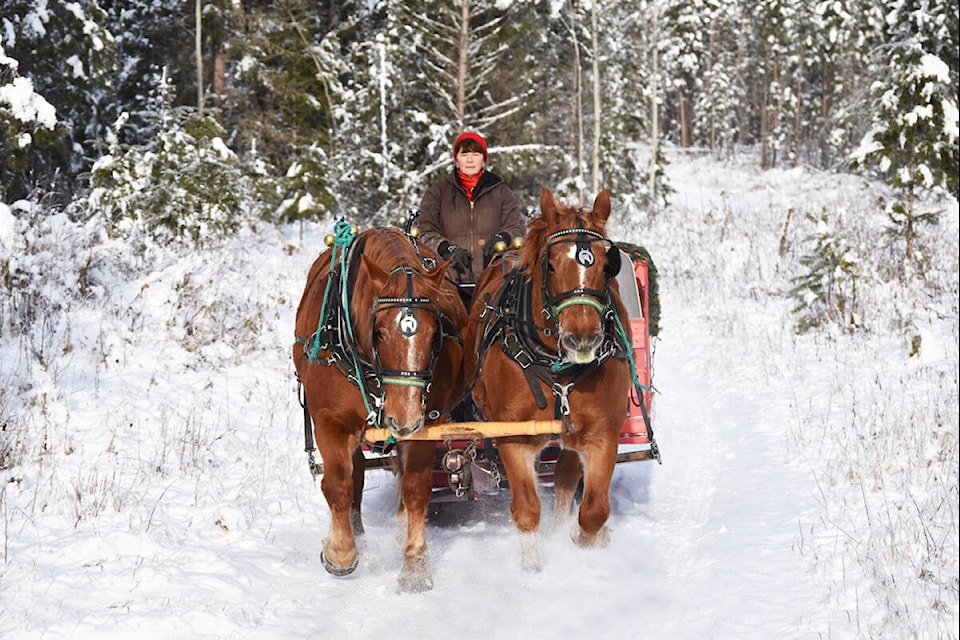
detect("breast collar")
[474,260,628,420]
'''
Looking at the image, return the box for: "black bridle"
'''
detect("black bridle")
[369,267,445,408]
[539,227,617,329]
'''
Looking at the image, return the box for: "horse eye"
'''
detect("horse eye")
[375,327,388,342]
[547,261,556,273]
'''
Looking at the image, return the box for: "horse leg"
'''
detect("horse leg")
[318,435,361,576]
[497,436,549,572]
[396,441,435,593]
[553,448,583,527]
[350,446,366,536]
[569,435,618,548]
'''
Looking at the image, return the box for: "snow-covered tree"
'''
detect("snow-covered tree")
[1,36,63,202]
[850,0,959,261]
[86,73,246,242]
[102,0,192,147]
[661,0,709,147]
[789,211,865,331]
[0,0,115,204]
[691,0,741,157]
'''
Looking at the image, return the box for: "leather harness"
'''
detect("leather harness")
[472,251,630,427]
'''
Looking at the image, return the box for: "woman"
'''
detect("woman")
[418,131,526,290]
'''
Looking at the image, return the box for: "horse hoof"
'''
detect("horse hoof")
[398,561,433,593]
[519,531,542,572]
[321,550,359,576]
[522,556,543,573]
[571,523,611,548]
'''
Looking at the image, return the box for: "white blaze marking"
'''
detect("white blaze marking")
[563,244,590,290]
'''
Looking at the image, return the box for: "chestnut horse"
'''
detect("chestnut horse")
[293,224,467,592]
[464,188,631,570]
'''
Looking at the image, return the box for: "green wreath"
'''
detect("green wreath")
[615,242,661,337]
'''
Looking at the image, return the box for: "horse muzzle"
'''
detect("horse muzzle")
[559,331,603,364]
[383,414,425,439]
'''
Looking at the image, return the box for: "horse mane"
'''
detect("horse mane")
[349,228,462,351]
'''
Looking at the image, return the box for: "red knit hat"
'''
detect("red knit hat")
[453,131,488,161]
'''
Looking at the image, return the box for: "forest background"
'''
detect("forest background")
[1,0,957,236]
[1,1,958,636]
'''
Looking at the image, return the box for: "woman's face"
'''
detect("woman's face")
[455,149,485,177]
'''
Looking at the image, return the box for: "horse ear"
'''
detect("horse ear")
[591,190,611,225]
[425,258,452,287]
[540,187,558,224]
[359,253,390,290]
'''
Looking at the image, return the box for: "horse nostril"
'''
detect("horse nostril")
[559,332,603,364]
[560,333,602,352]
[391,416,424,439]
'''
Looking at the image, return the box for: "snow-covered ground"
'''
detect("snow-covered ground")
[1,154,957,639]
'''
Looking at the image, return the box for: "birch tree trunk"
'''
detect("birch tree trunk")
[196,0,203,113]
[649,0,659,209]
[457,0,470,128]
[572,13,585,194]
[591,1,601,194]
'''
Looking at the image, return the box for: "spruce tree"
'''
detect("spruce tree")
[850,0,959,261]
[0,36,65,202]
[0,0,114,203]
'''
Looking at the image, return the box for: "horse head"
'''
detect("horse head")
[523,187,619,365]
[358,253,451,438]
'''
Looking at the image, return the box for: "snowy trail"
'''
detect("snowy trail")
[241,292,833,640]
[2,274,842,640]
[636,307,828,639]
[9,158,954,638]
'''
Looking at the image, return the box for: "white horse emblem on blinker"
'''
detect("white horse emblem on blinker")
[398,311,419,337]
[576,245,595,267]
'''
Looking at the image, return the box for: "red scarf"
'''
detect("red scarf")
[458,170,482,200]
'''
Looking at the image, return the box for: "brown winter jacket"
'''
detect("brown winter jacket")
[417,168,525,284]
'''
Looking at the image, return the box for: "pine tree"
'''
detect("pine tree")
[389,1,521,162]
[850,0,959,261]
[0,35,66,202]
[789,211,865,332]
[86,71,246,242]
[691,0,741,158]
[0,0,114,203]
[661,0,708,148]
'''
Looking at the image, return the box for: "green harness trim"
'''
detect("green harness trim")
[381,376,428,388]
[308,221,381,428]
[551,294,607,315]
[610,306,653,397]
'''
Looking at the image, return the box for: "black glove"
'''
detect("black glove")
[438,241,473,276]
[482,232,512,266]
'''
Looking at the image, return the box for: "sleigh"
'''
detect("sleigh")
[358,243,661,503]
